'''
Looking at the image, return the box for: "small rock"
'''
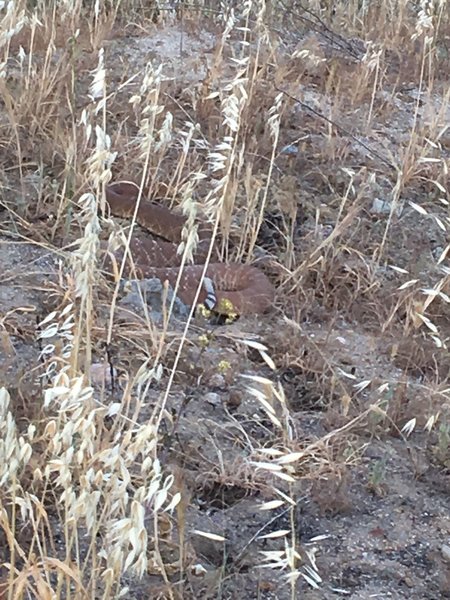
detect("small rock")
[209,373,226,389]
[90,362,117,387]
[441,544,450,563]
[190,563,207,577]
[226,388,243,410]
[280,143,298,155]
[119,278,189,321]
[204,392,221,406]
[371,197,403,216]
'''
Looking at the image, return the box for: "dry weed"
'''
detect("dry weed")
[0,0,449,598]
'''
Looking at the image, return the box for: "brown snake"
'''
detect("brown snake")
[103,182,275,316]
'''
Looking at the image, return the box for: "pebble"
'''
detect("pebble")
[441,544,450,563]
[204,392,221,406]
[209,373,226,389]
[119,277,189,321]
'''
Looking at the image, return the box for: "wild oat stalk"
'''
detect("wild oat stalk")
[152,1,257,427]
[74,48,112,375]
[240,365,323,598]
[105,62,164,348]
[0,387,34,596]
[244,91,283,261]
[20,42,181,600]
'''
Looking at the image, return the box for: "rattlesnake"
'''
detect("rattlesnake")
[103,182,275,316]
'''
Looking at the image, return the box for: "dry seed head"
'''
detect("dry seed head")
[179,123,201,154]
[193,530,227,542]
[413,6,435,41]
[89,48,106,100]
[155,111,173,152]
[268,93,283,140]
[178,180,201,263]
[140,62,163,95]
[15,495,34,521]
[0,4,27,49]
[302,554,322,582]
[259,547,290,570]
[259,500,285,510]
[85,127,117,184]
[222,93,241,132]
[0,388,32,489]
[241,1,252,17]
[104,500,148,577]
[221,9,236,34]
[361,42,383,71]
[401,418,417,437]
[425,414,439,431]
[208,150,228,172]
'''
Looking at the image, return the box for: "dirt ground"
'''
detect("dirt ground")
[1,10,450,600]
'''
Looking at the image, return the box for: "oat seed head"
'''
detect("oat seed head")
[89,48,106,101]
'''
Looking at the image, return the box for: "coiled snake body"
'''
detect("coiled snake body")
[104,182,275,316]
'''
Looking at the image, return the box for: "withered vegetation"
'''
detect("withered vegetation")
[0,1,449,599]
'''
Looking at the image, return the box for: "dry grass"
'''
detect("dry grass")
[0,0,449,598]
